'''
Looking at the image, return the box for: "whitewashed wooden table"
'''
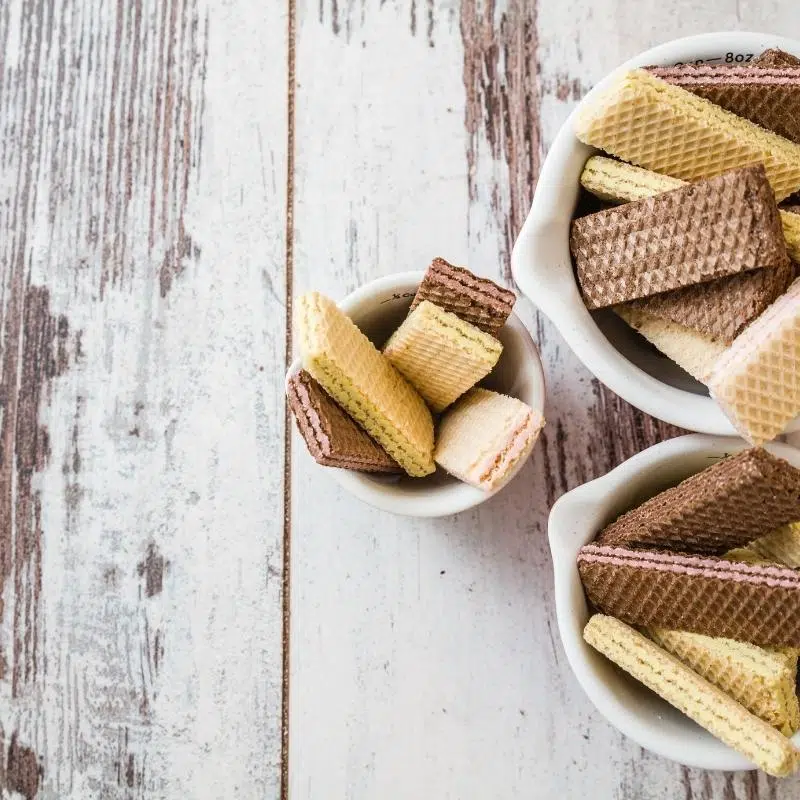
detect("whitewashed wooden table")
[1,1,799,798]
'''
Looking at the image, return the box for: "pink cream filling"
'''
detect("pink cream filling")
[468,409,543,489]
[578,545,800,589]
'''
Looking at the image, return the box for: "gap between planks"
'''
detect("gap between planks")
[281,1,297,799]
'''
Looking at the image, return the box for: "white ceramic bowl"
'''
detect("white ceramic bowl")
[549,434,800,772]
[286,271,546,517]
[511,31,800,437]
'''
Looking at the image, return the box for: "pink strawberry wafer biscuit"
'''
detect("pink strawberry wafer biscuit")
[577,544,800,647]
[709,277,800,445]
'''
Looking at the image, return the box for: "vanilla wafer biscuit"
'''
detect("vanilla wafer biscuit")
[614,306,726,381]
[434,388,544,491]
[647,64,800,144]
[296,292,435,477]
[574,69,800,200]
[749,522,800,568]
[597,448,800,554]
[286,371,401,473]
[571,166,787,310]
[409,258,516,336]
[383,301,502,413]
[584,615,800,776]
[709,277,800,445]
[647,627,800,736]
[578,545,800,647]
[580,155,800,262]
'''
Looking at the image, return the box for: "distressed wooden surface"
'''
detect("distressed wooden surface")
[0,0,287,797]
[1,0,800,799]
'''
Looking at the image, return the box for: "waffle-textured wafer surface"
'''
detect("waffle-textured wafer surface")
[755,49,800,68]
[647,627,800,736]
[597,448,800,554]
[383,301,502,413]
[647,64,800,143]
[571,165,787,309]
[750,523,800,568]
[297,292,435,477]
[574,69,800,200]
[409,258,516,336]
[584,615,800,776]
[434,388,544,491]
[286,371,401,473]
[578,545,800,647]
[628,259,793,345]
[580,156,800,262]
[709,278,800,445]
[614,306,726,381]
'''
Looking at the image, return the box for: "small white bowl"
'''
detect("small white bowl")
[511,31,800,436]
[286,271,546,517]
[549,434,800,772]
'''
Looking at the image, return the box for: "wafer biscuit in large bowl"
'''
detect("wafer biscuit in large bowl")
[548,434,800,772]
[286,271,546,517]
[511,31,800,437]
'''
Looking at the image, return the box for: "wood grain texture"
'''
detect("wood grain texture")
[289,1,800,798]
[0,0,287,796]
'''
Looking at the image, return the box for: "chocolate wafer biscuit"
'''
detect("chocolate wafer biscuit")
[597,448,800,554]
[409,258,516,336]
[710,277,800,445]
[755,48,800,68]
[287,371,401,473]
[571,166,787,310]
[647,64,800,144]
[584,615,800,776]
[578,545,800,647]
[628,259,793,345]
[580,155,800,262]
[574,69,800,200]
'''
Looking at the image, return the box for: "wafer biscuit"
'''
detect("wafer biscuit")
[296,292,435,477]
[647,627,800,736]
[597,448,800,554]
[709,277,800,445]
[578,545,800,647]
[383,301,502,413]
[574,69,800,200]
[286,371,401,473]
[571,166,787,310]
[580,155,800,262]
[409,258,516,336]
[755,49,800,68]
[647,64,800,144]
[749,523,800,568]
[614,306,726,381]
[434,388,544,491]
[584,615,800,776]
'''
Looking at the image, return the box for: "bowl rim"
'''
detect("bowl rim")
[511,30,800,436]
[548,433,800,771]
[286,271,547,517]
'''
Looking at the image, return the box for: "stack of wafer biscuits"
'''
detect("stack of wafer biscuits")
[578,446,800,775]
[572,48,800,442]
[288,259,544,492]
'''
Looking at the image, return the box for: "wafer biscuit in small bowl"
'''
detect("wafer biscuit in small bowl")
[549,434,800,773]
[286,266,546,517]
[511,31,800,439]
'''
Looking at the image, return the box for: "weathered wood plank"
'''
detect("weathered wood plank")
[289,1,800,798]
[0,1,288,796]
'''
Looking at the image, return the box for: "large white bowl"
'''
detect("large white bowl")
[511,31,800,436]
[549,434,800,772]
[286,271,546,517]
